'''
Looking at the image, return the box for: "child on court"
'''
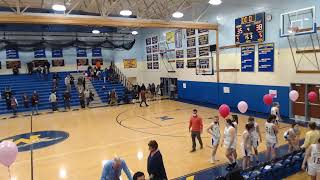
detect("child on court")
[207,116,221,164]
[265,115,278,160]
[301,137,320,180]
[248,116,262,164]
[271,102,281,125]
[242,123,254,169]
[221,119,237,170]
[231,115,239,162]
[284,122,300,153]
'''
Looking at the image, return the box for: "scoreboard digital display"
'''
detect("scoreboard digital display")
[235,12,265,44]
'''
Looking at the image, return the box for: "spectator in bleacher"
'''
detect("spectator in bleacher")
[109,89,118,106]
[100,156,132,180]
[79,91,85,109]
[49,91,58,112]
[96,61,101,71]
[43,66,49,80]
[53,72,59,82]
[147,140,167,180]
[36,66,42,78]
[87,65,93,77]
[133,172,145,180]
[27,62,33,74]
[11,96,18,116]
[70,75,74,86]
[301,122,320,150]
[31,91,39,115]
[301,137,320,180]
[84,89,91,107]
[45,61,50,73]
[140,90,148,107]
[63,91,71,111]
[65,75,71,92]
[12,66,19,75]
[22,93,29,109]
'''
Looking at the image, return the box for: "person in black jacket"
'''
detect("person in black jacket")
[147,140,167,180]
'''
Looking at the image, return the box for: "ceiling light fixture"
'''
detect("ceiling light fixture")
[208,0,222,5]
[52,4,66,11]
[172,11,184,18]
[92,30,100,34]
[131,31,138,35]
[120,10,132,16]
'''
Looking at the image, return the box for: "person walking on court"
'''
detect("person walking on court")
[265,115,278,160]
[22,93,30,109]
[207,115,220,163]
[189,109,203,152]
[63,90,71,111]
[301,122,320,150]
[140,89,149,107]
[271,102,281,125]
[242,123,254,170]
[49,91,58,111]
[284,122,300,153]
[133,172,145,180]
[31,91,39,115]
[248,116,262,164]
[221,118,237,170]
[147,140,167,180]
[100,156,132,180]
[11,96,18,116]
[301,137,320,180]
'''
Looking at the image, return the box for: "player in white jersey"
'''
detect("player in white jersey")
[271,102,281,125]
[302,138,320,180]
[248,116,262,163]
[284,122,301,153]
[221,118,237,170]
[265,115,278,160]
[207,116,220,164]
[242,123,254,170]
[232,115,239,162]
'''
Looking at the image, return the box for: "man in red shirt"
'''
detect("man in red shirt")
[189,109,203,152]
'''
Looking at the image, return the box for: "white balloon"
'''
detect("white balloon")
[289,90,299,102]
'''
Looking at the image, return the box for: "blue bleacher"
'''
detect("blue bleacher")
[91,79,127,103]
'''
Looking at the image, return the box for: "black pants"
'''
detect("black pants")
[191,131,203,150]
[170,91,175,99]
[80,100,85,108]
[140,99,148,106]
[64,101,70,110]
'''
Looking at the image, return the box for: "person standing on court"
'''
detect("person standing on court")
[271,102,281,125]
[140,89,149,107]
[63,90,71,111]
[169,82,176,99]
[22,93,30,109]
[65,75,71,92]
[301,137,320,180]
[11,96,18,116]
[189,109,203,152]
[301,122,320,150]
[265,115,278,160]
[248,116,262,164]
[221,118,237,170]
[206,115,220,163]
[100,156,132,180]
[147,140,167,180]
[31,91,39,115]
[49,91,58,111]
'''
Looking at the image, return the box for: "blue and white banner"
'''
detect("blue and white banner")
[92,48,102,57]
[241,45,255,72]
[76,48,87,57]
[258,43,274,72]
[34,48,46,58]
[52,48,63,58]
[6,48,19,59]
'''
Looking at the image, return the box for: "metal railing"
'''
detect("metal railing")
[111,62,133,89]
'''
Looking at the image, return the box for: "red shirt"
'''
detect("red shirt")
[189,115,203,132]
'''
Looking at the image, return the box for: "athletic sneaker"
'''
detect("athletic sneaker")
[210,159,215,164]
[190,149,196,153]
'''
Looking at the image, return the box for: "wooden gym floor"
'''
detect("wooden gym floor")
[0,100,309,180]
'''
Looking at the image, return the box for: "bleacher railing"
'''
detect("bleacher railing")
[112,62,133,90]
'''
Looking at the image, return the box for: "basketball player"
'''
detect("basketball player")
[221,119,237,170]
[242,123,254,170]
[284,122,300,153]
[248,116,262,163]
[265,115,278,160]
[302,137,320,180]
[207,116,220,164]
[271,102,281,125]
[231,115,239,162]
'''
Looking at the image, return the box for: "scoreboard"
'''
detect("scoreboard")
[235,12,265,44]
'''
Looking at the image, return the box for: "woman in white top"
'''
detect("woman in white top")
[271,102,281,125]
[284,123,301,153]
[302,138,320,180]
[248,116,262,163]
[221,118,237,169]
[242,123,254,170]
[232,115,239,162]
[265,115,278,160]
[207,116,220,164]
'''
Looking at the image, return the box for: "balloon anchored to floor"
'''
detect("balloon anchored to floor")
[219,104,230,118]
[237,101,248,113]
[0,141,18,168]
[289,90,299,102]
[263,94,273,105]
[308,91,318,103]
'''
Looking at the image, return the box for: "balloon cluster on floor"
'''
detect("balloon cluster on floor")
[218,90,318,118]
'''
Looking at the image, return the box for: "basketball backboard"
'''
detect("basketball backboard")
[280,6,316,37]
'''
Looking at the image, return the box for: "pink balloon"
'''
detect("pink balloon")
[263,94,273,105]
[289,90,299,102]
[0,141,18,167]
[237,101,248,113]
[308,91,318,103]
[219,104,230,118]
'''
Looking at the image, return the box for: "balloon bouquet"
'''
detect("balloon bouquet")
[0,141,18,179]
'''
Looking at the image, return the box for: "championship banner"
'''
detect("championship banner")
[258,43,274,72]
[123,59,137,68]
[6,61,21,69]
[92,48,102,57]
[147,62,153,69]
[176,60,184,68]
[241,45,255,72]
[92,58,104,65]
[77,58,89,66]
[187,59,196,68]
[34,48,46,58]
[166,31,175,44]
[52,48,63,58]
[6,48,19,59]
[52,59,65,67]
[76,48,87,57]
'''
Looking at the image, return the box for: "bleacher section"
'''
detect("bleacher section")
[91,79,126,103]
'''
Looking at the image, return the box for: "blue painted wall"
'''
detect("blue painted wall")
[178,80,290,117]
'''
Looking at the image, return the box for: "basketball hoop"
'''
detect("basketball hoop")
[288,27,300,35]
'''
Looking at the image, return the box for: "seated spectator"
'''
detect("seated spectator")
[133,172,145,180]
[12,66,19,75]
[22,93,29,108]
[109,89,118,106]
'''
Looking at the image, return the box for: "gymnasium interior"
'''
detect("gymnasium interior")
[0,0,319,179]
